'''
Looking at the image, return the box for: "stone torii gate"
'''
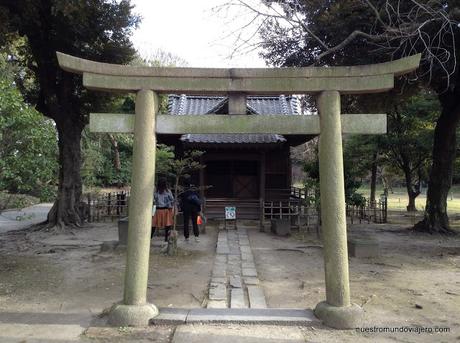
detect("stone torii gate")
[57,52,420,329]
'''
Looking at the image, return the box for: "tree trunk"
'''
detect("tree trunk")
[414,93,460,234]
[108,133,122,187]
[402,162,419,212]
[407,193,417,212]
[108,134,121,172]
[46,116,85,229]
[370,152,378,206]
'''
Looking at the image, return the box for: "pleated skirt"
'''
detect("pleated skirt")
[152,208,174,228]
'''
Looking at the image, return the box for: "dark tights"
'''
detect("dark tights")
[151,226,172,242]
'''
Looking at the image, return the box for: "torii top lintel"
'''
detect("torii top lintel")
[56,52,420,95]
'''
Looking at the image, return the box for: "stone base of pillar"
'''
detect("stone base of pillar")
[314,301,364,329]
[108,303,159,327]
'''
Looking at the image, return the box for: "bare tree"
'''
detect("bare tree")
[218,0,460,234]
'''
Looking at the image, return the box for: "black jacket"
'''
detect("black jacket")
[179,189,201,212]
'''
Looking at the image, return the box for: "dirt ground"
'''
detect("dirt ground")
[251,220,460,342]
[0,218,459,342]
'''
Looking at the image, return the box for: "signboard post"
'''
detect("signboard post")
[224,206,237,230]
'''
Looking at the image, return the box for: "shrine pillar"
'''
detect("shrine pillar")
[109,89,159,326]
[314,90,363,328]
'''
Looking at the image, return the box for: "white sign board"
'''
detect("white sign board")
[225,206,236,220]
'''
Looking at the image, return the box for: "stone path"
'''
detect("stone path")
[0,203,53,234]
[207,227,267,309]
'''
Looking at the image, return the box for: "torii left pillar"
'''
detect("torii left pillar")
[109,90,159,326]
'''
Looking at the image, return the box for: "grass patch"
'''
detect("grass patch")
[358,185,460,214]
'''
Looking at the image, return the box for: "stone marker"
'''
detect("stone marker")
[348,238,379,258]
[117,217,129,246]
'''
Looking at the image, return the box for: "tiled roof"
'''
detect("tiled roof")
[168,95,300,145]
[181,133,286,144]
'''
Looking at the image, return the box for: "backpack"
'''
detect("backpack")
[187,193,201,208]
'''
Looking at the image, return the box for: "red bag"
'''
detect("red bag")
[197,215,203,225]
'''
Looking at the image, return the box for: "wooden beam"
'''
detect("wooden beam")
[57,52,420,79]
[89,113,387,135]
[83,73,394,94]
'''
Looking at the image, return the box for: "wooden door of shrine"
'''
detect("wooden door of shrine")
[233,161,258,198]
[205,160,259,198]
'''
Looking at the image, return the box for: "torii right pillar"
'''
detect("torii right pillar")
[314,90,363,328]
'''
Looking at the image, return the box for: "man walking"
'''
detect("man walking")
[179,180,202,242]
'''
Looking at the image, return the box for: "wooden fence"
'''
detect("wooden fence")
[83,188,387,225]
[263,193,387,233]
[346,198,388,224]
[84,190,130,222]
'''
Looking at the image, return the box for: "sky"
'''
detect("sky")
[130,0,267,68]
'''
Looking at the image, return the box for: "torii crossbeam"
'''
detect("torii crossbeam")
[57,52,420,329]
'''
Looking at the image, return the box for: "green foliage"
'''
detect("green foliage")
[78,50,188,190]
[344,92,437,201]
[383,93,437,176]
[0,1,140,226]
[347,193,366,207]
[156,144,175,177]
[303,143,362,204]
[166,150,204,189]
[81,130,134,187]
[0,78,58,201]
[81,135,175,188]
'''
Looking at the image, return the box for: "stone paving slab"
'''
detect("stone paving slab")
[186,308,318,325]
[211,277,227,284]
[240,246,252,254]
[209,283,227,300]
[241,253,254,262]
[230,288,246,308]
[207,300,227,309]
[152,308,189,325]
[209,226,265,309]
[212,265,227,278]
[229,275,242,288]
[242,262,256,269]
[228,255,241,262]
[244,277,260,285]
[216,246,230,254]
[247,286,267,309]
[215,256,227,263]
[172,325,307,343]
[242,268,257,277]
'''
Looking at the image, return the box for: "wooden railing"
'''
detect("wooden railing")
[83,189,387,225]
[346,197,387,224]
[261,198,320,235]
[84,190,130,222]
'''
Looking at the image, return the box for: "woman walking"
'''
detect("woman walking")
[152,177,174,242]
